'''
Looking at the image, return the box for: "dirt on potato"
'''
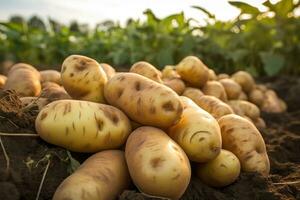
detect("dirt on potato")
[0,76,299,200]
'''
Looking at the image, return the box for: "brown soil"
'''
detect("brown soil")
[0,77,299,200]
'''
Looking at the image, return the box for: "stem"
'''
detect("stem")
[0,116,19,128]
[0,132,39,137]
[273,180,300,185]
[35,156,51,200]
[0,137,10,174]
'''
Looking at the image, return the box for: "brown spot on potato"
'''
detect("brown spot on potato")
[75,64,86,71]
[83,126,86,136]
[72,122,75,130]
[150,157,164,168]
[40,112,48,120]
[62,65,67,73]
[63,102,71,115]
[78,111,81,119]
[54,113,57,120]
[84,71,89,77]
[220,164,227,168]
[136,138,146,149]
[94,113,104,131]
[210,146,220,153]
[102,107,119,125]
[85,80,90,84]
[244,154,253,161]
[134,81,141,91]
[162,101,175,111]
[226,128,235,134]
[117,88,124,98]
[189,131,211,143]
[70,73,74,77]
[94,172,110,183]
[199,137,205,142]
[65,127,69,136]
[117,76,125,81]
[172,173,181,180]
[149,106,156,114]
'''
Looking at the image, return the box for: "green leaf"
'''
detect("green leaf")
[228,1,260,15]
[260,52,284,76]
[263,0,295,17]
[66,151,80,174]
[191,6,215,19]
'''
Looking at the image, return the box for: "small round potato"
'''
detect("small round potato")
[231,71,255,93]
[53,150,130,200]
[41,82,71,100]
[196,149,241,187]
[168,96,222,162]
[219,78,242,100]
[202,81,228,102]
[218,114,270,175]
[261,90,287,113]
[162,65,180,79]
[176,56,209,88]
[100,63,116,79]
[182,87,204,101]
[163,78,186,95]
[249,88,264,107]
[61,55,107,103]
[40,70,61,84]
[104,73,183,128]
[0,74,7,88]
[228,100,260,120]
[125,126,191,200]
[217,73,230,80]
[35,100,132,152]
[130,61,162,83]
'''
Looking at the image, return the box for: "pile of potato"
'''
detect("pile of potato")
[0,55,286,200]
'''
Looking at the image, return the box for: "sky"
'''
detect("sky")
[0,0,278,26]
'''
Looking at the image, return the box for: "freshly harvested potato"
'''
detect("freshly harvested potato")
[256,84,268,92]
[219,78,242,100]
[202,81,227,102]
[249,88,264,107]
[35,99,132,152]
[182,87,204,101]
[261,90,287,113]
[40,70,61,84]
[61,55,107,103]
[41,82,71,100]
[228,100,260,120]
[162,65,180,79]
[218,114,270,175]
[196,149,241,187]
[125,126,191,200]
[20,97,50,110]
[208,69,217,80]
[231,71,255,93]
[217,73,230,80]
[100,63,116,79]
[0,74,7,88]
[53,150,130,200]
[253,117,266,129]
[238,91,248,100]
[4,63,41,97]
[130,61,162,83]
[163,78,186,95]
[193,95,234,119]
[176,56,209,88]
[168,96,222,162]
[104,73,183,128]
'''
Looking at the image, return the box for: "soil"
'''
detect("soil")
[0,76,299,200]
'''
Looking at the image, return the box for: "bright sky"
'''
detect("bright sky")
[0,0,275,26]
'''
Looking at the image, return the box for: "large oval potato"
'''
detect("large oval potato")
[163,78,186,95]
[61,55,107,103]
[228,100,260,120]
[219,78,242,100]
[53,150,130,200]
[100,63,116,79]
[168,96,222,162]
[0,74,7,88]
[218,114,270,175]
[176,56,209,88]
[4,63,41,97]
[125,126,191,200]
[35,100,132,152]
[202,81,227,102]
[196,149,241,187]
[130,61,162,83]
[40,70,61,84]
[104,73,183,128]
[231,71,255,93]
[194,95,234,119]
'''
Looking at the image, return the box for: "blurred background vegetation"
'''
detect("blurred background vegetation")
[0,0,299,76]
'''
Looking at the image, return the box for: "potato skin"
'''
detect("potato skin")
[182,87,204,101]
[61,55,107,103]
[208,69,217,80]
[238,91,248,100]
[218,114,270,175]
[4,63,41,97]
[40,70,61,84]
[195,95,234,119]
[231,71,255,93]
[202,81,227,102]
[219,78,242,100]
[249,88,264,107]
[163,78,186,95]
[228,100,260,120]
[41,82,71,100]
[35,100,132,152]
[53,150,130,200]
[125,126,191,200]
[0,74,7,88]
[100,63,116,79]
[196,149,241,187]
[176,56,209,88]
[162,65,180,79]
[168,96,222,162]
[261,90,287,113]
[217,73,230,80]
[130,61,162,83]
[104,73,183,128]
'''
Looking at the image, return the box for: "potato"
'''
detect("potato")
[4,63,41,97]
[40,70,61,84]
[35,99,132,152]
[104,73,183,128]
[0,74,7,88]
[238,91,248,100]
[125,126,191,200]
[193,95,234,119]
[168,96,222,162]
[261,90,287,113]
[231,71,255,93]
[217,73,230,80]
[176,56,209,88]
[100,63,116,79]
[130,61,162,83]
[256,84,268,92]
[162,65,180,79]
[182,87,204,101]
[196,149,241,187]
[202,81,227,102]
[218,114,270,175]
[208,69,217,80]
[20,97,50,110]
[53,150,130,200]
[163,78,186,95]
[219,78,242,100]
[253,117,266,129]
[227,100,260,120]
[41,82,71,100]
[61,55,107,103]
[249,88,264,107]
